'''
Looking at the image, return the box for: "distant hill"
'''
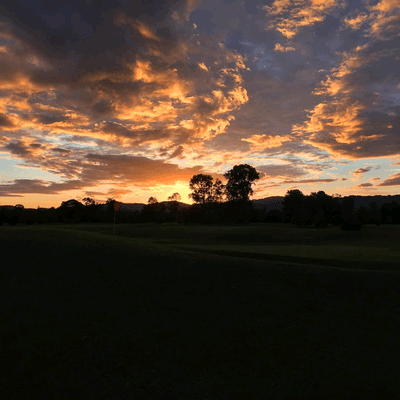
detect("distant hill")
[252,196,284,211]
[119,201,190,212]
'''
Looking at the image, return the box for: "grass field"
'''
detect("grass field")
[1,223,400,398]
[53,222,400,266]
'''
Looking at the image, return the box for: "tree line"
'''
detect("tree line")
[282,189,400,230]
[1,164,399,228]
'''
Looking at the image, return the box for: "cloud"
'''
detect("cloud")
[241,134,292,150]
[343,13,369,30]
[274,43,295,52]
[357,0,400,41]
[171,0,200,24]
[0,113,15,128]
[106,188,133,197]
[257,164,307,179]
[0,153,218,198]
[0,0,250,195]
[354,182,374,188]
[350,167,372,176]
[1,0,400,203]
[77,154,207,186]
[0,179,85,196]
[376,172,400,186]
[281,178,337,184]
[293,17,400,160]
[263,0,343,39]
[114,15,160,42]
[168,145,185,159]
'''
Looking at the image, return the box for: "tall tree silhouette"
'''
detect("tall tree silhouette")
[189,174,223,205]
[223,164,259,202]
[283,189,305,223]
[224,164,259,223]
[168,193,181,202]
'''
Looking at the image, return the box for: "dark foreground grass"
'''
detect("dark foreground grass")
[1,226,400,399]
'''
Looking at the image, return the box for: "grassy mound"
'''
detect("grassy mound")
[1,226,400,398]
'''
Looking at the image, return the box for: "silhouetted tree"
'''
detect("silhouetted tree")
[341,196,355,224]
[167,195,181,221]
[392,201,400,224]
[189,174,218,205]
[81,197,96,221]
[155,202,167,224]
[168,193,181,202]
[83,197,96,206]
[105,198,116,215]
[224,164,259,203]
[264,209,284,223]
[59,199,85,222]
[148,197,158,204]
[355,205,370,225]
[369,201,382,226]
[183,204,204,225]
[381,200,400,224]
[223,164,259,223]
[211,179,225,204]
[283,189,305,223]
[307,191,333,228]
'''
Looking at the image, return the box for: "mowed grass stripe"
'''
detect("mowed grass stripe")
[172,245,400,271]
[1,226,400,399]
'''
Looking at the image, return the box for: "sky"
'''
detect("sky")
[0,0,400,208]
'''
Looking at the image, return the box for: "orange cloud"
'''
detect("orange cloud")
[350,167,372,176]
[376,173,400,186]
[274,43,295,52]
[294,33,400,160]
[241,134,292,150]
[343,13,369,30]
[264,0,343,39]
[0,20,250,182]
[114,13,160,41]
[343,0,400,41]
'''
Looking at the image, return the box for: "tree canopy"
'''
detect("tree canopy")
[223,164,260,203]
[82,197,96,206]
[188,174,224,205]
[168,192,181,202]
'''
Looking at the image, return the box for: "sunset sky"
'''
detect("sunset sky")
[0,0,400,208]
